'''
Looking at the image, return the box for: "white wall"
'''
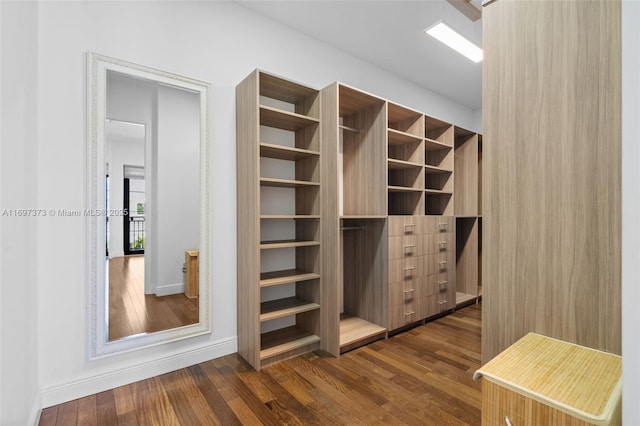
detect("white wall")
[0,1,41,424]
[30,0,480,412]
[622,1,640,424]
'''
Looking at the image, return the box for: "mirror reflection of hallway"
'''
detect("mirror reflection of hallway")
[105,114,200,342]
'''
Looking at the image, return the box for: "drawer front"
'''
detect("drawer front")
[389,257,422,283]
[389,280,419,306]
[388,235,420,259]
[418,294,438,319]
[388,216,419,236]
[389,301,418,330]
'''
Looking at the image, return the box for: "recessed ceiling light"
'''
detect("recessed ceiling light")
[425,21,483,63]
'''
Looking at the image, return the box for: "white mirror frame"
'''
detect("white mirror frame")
[86,52,211,359]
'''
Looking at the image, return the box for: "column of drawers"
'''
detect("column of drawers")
[388,216,455,330]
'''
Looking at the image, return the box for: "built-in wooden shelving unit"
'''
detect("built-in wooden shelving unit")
[238,70,483,370]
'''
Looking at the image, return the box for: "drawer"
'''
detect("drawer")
[419,233,453,255]
[388,235,420,259]
[417,294,438,319]
[422,216,454,234]
[416,275,450,298]
[389,280,419,306]
[389,257,422,282]
[389,301,418,330]
[388,216,420,236]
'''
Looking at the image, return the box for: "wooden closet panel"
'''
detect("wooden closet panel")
[482,0,621,363]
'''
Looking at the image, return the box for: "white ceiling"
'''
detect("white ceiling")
[235,0,483,110]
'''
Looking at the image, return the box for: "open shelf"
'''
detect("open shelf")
[388,128,423,145]
[260,239,320,249]
[260,215,320,220]
[260,106,319,131]
[260,327,321,360]
[260,297,320,322]
[424,189,453,195]
[260,143,319,161]
[387,159,423,170]
[425,165,452,174]
[260,177,320,188]
[339,316,386,351]
[456,292,477,306]
[425,138,452,150]
[260,269,320,287]
[388,185,424,193]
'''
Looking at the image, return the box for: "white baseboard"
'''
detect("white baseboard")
[155,282,185,296]
[29,393,42,426]
[40,336,237,409]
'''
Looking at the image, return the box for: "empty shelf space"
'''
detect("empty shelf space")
[340,215,388,220]
[260,297,320,322]
[260,269,320,287]
[259,72,319,106]
[260,239,320,249]
[260,106,319,131]
[388,128,423,145]
[424,164,453,174]
[260,327,321,360]
[260,215,321,220]
[260,177,320,188]
[260,143,319,161]
[339,316,387,349]
[425,138,453,150]
[387,159,424,170]
[388,186,424,193]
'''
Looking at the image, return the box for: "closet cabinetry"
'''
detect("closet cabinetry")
[236,70,324,370]
[237,70,483,369]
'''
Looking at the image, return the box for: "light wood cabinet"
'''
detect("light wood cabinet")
[237,70,483,367]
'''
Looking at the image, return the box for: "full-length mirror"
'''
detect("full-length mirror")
[87,52,210,358]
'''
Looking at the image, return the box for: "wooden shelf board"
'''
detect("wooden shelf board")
[425,138,453,151]
[338,83,385,116]
[424,164,453,174]
[260,177,320,188]
[260,327,320,360]
[260,239,320,249]
[260,215,320,220]
[339,124,360,133]
[340,215,388,220]
[456,292,477,306]
[424,189,453,195]
[260,106,319,131]
[388,185,424,193]
[260,143,319,161]
[260,269,320,287]
[387,159,424,170]
[388,128,423,145]
[260,297,320,322]
[339,316,387,348]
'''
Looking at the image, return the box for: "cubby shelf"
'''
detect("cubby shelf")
[424,189,453,195]
[388,128,423,145]
[259,177,320,188]
[339,316,387,352]
[388,185,424,193]
[425,138,453,150]
[425,165,452,174]
[260,328,321,360]
[259,269,320,287]
[260,215,320,220]
[260,297,320,322]
[260,143,319,161]
[259,105,319,131]
[387,159,424,170]
[259,239,320,249]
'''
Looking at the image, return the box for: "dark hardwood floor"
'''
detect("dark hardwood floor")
[41,303,482,425]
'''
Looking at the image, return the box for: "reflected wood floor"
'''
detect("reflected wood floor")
[41,303,482,425]
[108,256,199,341]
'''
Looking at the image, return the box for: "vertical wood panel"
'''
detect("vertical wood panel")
[482,0,621,363]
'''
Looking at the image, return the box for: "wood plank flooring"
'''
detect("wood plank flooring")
[41,303,482,425]
[108,256,199,341]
